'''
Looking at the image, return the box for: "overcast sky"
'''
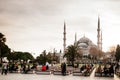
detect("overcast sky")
[0,0,120,57]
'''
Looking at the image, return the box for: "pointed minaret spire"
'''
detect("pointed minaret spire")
[98,16,100,30]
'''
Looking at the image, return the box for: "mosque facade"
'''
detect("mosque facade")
[61,16,102,63]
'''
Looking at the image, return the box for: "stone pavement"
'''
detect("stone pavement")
[0,73,114,80]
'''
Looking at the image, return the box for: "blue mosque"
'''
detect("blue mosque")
[61,17,102,63]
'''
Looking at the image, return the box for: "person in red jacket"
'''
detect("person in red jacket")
[41,65,46,71]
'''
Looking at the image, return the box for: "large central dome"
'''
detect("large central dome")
[77,36,96,47]
[78,36,92,44]
[76,36,97,55]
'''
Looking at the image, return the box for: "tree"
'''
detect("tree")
[115,44,120,62]
[0,33,10,63]
[46,52,52,63]
[7,51,34,63]
[64,45,80,67]
[51,51,59,63]
[0,33,6,42]
[42,50,47,64]
[35,50,47,65]
[108,46,116,55]
[89,46,103,59]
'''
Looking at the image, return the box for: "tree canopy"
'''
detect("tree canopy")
[64,45,80,66]
[7,51,34,62]
[115,44,120,62]
[0,33,10,63]
[35,50,59,65]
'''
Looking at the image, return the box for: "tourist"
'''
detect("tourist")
[103,65,109,76]
[41,64,46,71]
[84,64,91,76]
[97,65,102,76]
[109,64,114,76]
[23,64,27,73]
[15,63,19,71]
[1,62,8,75]
[46,64,49,70]
[115,63,119,74]
[46,62,49,70]
[80,65,85,73]
[61,62,66,76]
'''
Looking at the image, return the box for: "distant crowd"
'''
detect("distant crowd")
[1,61,120,77]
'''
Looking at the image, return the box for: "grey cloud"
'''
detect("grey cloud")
[0,0,120,54]
[0,16,13,27]
[0,0,67,17]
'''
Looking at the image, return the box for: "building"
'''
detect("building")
[61,16,103,63]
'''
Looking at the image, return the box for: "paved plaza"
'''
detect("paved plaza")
[0,73,115,80]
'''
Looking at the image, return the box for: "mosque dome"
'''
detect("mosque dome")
[77,36,95,48]
[78,36,92,44]
[76,36,97,55]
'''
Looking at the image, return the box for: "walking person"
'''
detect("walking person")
[97,65,102,77]
[1,62,8,75]
[61,62,66,76]
[109,64,114,77]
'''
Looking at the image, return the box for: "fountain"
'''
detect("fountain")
[90,68,96,78]
[114,74,120,80]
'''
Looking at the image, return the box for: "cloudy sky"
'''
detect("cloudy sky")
[0,0,120,57]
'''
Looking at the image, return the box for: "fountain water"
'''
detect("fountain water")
[114,74,120,80]
[90,68,96,78]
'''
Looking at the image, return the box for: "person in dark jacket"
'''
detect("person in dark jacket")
[109,64,114,76]
[61,62,66,76]
[103,65,109,76]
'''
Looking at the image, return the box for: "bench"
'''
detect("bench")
[26,70,35,74]
[73,68,94,76]
[73,71,83,76]
[53,70,69,75]
[95,72,114,77]
[35,71,51,75]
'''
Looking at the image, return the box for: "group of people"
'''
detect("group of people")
[9,63,19,73]
[96,64,116,76]
[1,62,38,74]
[22,63,38,73]
[80,64,94,76]
[1,61,119,77]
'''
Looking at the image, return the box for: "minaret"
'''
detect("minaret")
[100,30,102,51]
[97,16,102,51]
[62,21,67,62]
[63,21,66,54]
